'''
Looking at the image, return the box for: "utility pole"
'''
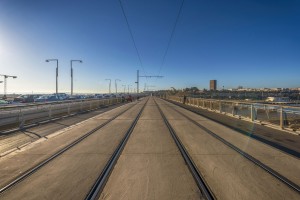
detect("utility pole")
[105,79,111,94]
[45,59,58,95]
[70,60,82,96]
[136,69,163,93]
[0,74,17,99]
[115,79,121,94]
[127,85,132,94]
[136,70,139,93]
[122,85,126,93]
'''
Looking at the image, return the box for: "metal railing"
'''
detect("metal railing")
[166,96,300,132]
[0,98,122,131]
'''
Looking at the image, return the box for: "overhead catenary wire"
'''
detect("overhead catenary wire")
[158,0,185,76]
[118,0,146,75]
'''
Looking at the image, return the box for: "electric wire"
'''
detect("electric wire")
[118,0,146,75]
[158,0,185,76]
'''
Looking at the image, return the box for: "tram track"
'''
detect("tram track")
[164,98,300,158]
[158,98,300,194]
[0,102,129,156]
[153,98,215,200]
[85,98,149,199]
[0,99,146,196]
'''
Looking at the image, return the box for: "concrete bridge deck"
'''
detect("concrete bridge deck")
[0,97,299,199]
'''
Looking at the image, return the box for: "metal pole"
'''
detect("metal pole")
[136,70,139,93]
[115,79,121,94]
[109,80,111,94]
[70,60,82,96]
[56,60,58,95]
[105,79,111,94]
[4,76,7,98]
[71,61,73,95]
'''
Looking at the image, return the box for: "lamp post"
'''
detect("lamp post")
[127,85,132,94]
[115,79,121,94]
[70,60,82,96]
[0,74,17,99]
[45,59,58,95]
[122,85,126,93]
[105,79,111,94]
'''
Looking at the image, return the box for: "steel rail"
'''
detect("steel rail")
[164,98,300,158]
[153,98,215,200]
[85,98,149,200]
[0,101,141,195]
[160,98,300,193]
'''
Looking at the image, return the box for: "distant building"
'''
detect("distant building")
[210,80,217,90]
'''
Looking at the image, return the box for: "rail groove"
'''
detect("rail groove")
[85,98,149,200]
[0,101,140,195]
[161,98,300,193]
[154,98,215,200]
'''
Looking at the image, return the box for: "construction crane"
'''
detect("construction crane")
[0,74,17,99]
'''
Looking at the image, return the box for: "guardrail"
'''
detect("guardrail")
[166,96,300,132]
[0,98,122,132]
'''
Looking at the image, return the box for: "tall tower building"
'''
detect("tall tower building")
[210,80,217,90]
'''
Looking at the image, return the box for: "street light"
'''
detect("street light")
[45,59,58,95]
[70,60,82,95]
[0,74,17,99]
[122,85,126,93]
[115,79,121,94]
[105,79,111,94]
[127,85,132,94]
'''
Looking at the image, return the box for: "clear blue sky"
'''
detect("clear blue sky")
[0,0,299,94]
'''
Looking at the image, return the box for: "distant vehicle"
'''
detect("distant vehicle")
[95,94,104,99]
[65,96,78,100]
[35,95,60,102]
[54,93,68,100]
[126,95,133,102]
[265,97,290,102]
[0,99,9,105]
[13,94,42,103]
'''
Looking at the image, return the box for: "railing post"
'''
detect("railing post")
[232,102,235,116]
[219,101,222,113]
[251,105,256,121]
[19,108,25,129]
[210,101,212,110]
[67,103,70,115]
[279,107,287,129]
[49,105,52,118]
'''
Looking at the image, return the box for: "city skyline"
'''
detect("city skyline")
[0,0,299,94]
